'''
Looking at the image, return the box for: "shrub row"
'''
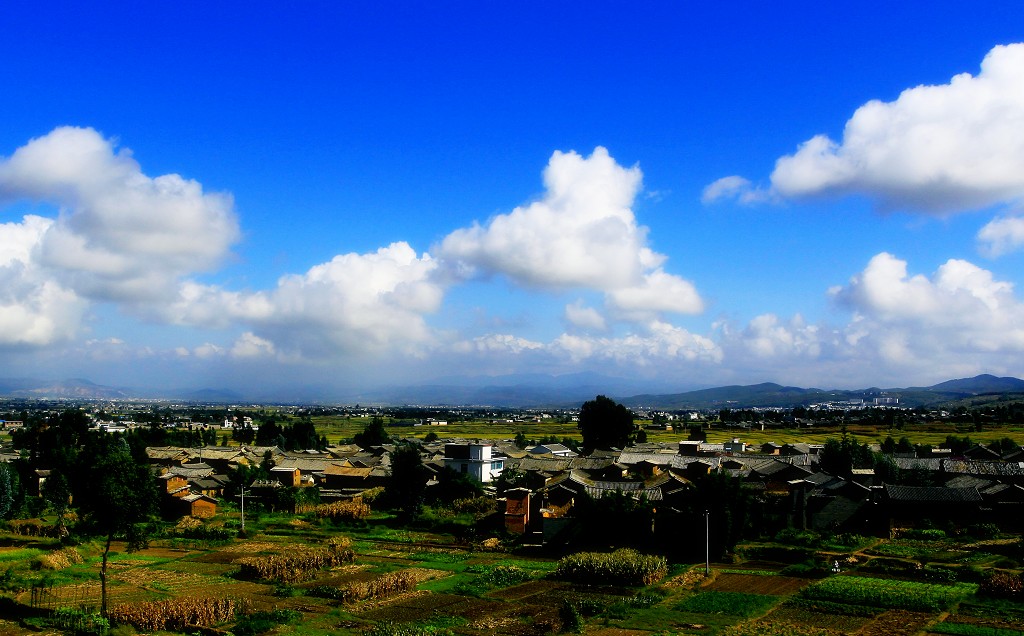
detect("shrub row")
[235,536,354,582]
[108,596,243,631]
[554,548,667,587]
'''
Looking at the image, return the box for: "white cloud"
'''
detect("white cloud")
[0,126,239,301]
[439,147,702,319]
[606,269,704,319]
[768,43,1024,213]
[0,215,85,347]
[553,320,722,366]
[978,214,1024,256]
[440,147,648,288]
[231,332,276,358]
[733,314,824,359]
[701,175,773,205]
[830,253,1024,371]
[564,300,607,331]
[452,334,545,355]
[169,242,443,360]
[194,343,225,359]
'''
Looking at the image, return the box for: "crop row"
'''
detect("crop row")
[306,500,372,522]
[309,570,417,603]
[108,596,243,631]
[800,575,977,612]
[235,536,355,582]
[554,548,667,587]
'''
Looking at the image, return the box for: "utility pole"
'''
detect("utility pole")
[240,486,246,534]
[705,510,710,575]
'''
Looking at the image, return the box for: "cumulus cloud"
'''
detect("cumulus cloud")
[701,176,773,205]
[168,242,443,360]
[564,300,607,331]
[439,147,703,316]
[769,44,1024,213]
[553,320,722,366]
[732,314,824,359]
[831,253,1024,369]
[231,332,276,358]
[0,126,239,301]
[978,214,1024,257]
[452,334,545,355]
[0,215,85,347]
[606,269,704,319]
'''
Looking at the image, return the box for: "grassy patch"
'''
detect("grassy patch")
[675,591,779,617]
[800,575,978,612]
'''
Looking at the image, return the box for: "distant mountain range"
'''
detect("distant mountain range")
[617,374,1024,410]
[0,373,1022,409]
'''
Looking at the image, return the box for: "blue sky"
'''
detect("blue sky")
[3,2,1024,397]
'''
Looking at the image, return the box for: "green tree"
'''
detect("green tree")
[353,416,390,448]
[72,435,158,616]
[577,395,636,451]
[41,470,72,537]
[386,444,429,520]
[514,431,529,449]
[0,463,18,519]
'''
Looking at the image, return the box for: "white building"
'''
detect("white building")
[443,443,504,483]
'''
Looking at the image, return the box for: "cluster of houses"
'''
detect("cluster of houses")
[141,435,1024,543]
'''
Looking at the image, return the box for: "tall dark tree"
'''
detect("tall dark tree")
[73,435,158,616]
[0,463,18,520]
[386,444,430,520]
[353,416,390,448]
[577,395,636,451]
[41,470,72,536]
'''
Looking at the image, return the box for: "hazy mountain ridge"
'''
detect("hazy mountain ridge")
[0,374,1021,408]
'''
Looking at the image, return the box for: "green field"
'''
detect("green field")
[2,508,1022,635]
[307,414,1024,449]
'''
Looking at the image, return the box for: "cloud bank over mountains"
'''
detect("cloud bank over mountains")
[4,42,1024,392]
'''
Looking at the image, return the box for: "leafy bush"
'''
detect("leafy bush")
[780,559,830,578]
[233,608,301,636]
[479,565,531,588]
[50,607,109,635]
[774,528,821,547]
[554,549,667,586]
[898,528,947,540]
[559,599,584,633]
[964,523,1001,540]
[980,571,1024,601]
[739,545,816,563]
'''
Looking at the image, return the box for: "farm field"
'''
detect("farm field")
[2,514,1023,635]
[308,414,1024,449]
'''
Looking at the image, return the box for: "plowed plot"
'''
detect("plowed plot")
[708,573,808,596]
[858,610,932,636]
[765,604,873,633]
[486,579,568,602]
[359,591,509,623]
